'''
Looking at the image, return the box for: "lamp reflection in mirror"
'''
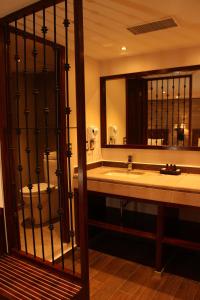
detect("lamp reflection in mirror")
[108,125,118,145]
[87,126,99,150]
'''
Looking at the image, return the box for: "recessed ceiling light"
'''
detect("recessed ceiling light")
[163,91,166,94]
[121,46,127,51]
[176,95,179,99]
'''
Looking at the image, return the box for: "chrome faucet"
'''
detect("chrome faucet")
[127,155,133,172]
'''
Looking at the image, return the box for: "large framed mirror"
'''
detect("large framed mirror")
[100,65,200,150]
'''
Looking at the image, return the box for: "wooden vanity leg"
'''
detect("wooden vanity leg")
[74,189,80,247]
[156,206,165,273]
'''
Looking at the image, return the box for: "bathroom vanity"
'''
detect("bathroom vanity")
[74,64,200,273]
[73,162,200,272]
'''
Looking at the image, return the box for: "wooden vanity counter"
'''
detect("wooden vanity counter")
[73,166,200,208]
[73,166,200,272]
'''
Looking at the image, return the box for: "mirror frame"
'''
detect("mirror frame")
[100,64,200,151]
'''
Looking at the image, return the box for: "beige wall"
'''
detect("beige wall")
[69,51,101,172]
[100,45,200,76]
[85,56,102,163]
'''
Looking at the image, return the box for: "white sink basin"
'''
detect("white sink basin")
[105,170,145,178]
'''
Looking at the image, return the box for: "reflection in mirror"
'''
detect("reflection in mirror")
[146,75,191,147]
[103,67,200,148]
[106,79,126,144]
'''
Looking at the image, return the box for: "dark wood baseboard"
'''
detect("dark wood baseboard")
[102,161,200,174]
[0,208,6,256]
[74,160,200,174]
[74,161,102,173]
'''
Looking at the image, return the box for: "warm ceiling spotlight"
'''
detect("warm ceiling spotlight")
[163,91,166,94]
[121,46,127,51]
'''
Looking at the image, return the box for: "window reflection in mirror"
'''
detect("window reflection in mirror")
[102,68,200,148]
[146,75,191,147]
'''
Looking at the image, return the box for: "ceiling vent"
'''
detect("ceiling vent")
[127,18,177,35]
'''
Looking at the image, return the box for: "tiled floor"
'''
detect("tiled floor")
[18,210,72,262]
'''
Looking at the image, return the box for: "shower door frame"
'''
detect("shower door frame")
[0,0,89,295]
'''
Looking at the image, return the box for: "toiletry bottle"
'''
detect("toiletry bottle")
[127,155,133,172]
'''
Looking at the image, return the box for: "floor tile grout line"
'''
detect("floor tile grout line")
[106,264,142,300]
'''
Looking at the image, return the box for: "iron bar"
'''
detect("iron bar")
[161,79,164,142]
[32,12,45,261]
[64,0,75,274]
[15,20,28,253]
[166,79,169,144]
[150,80,153,145]
[156,80,158,145]
[53,1,64,269]
[189,76,192,146]
[183,77,186,146]
[42,7,55,264]
[23,16,37,258]
[177,77,181,145]
[172,78,175,145]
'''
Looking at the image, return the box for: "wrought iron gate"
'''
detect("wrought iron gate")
[0,0,88,294]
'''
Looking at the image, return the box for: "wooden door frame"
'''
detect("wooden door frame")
[0,1,89,297]
[0,208,6,255]
[74,0,89,295]
[0,25,17,252]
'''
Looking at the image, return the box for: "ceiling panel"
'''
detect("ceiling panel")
[0,0,38,18]
[4,0,200,60]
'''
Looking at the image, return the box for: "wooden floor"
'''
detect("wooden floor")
[89,249,200,300]
[0,255,83,300]
[1,249,200,299]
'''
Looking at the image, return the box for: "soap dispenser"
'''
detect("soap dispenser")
[127,155,133,172]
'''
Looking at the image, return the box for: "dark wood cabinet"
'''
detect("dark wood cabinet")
[74,188,200,272]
